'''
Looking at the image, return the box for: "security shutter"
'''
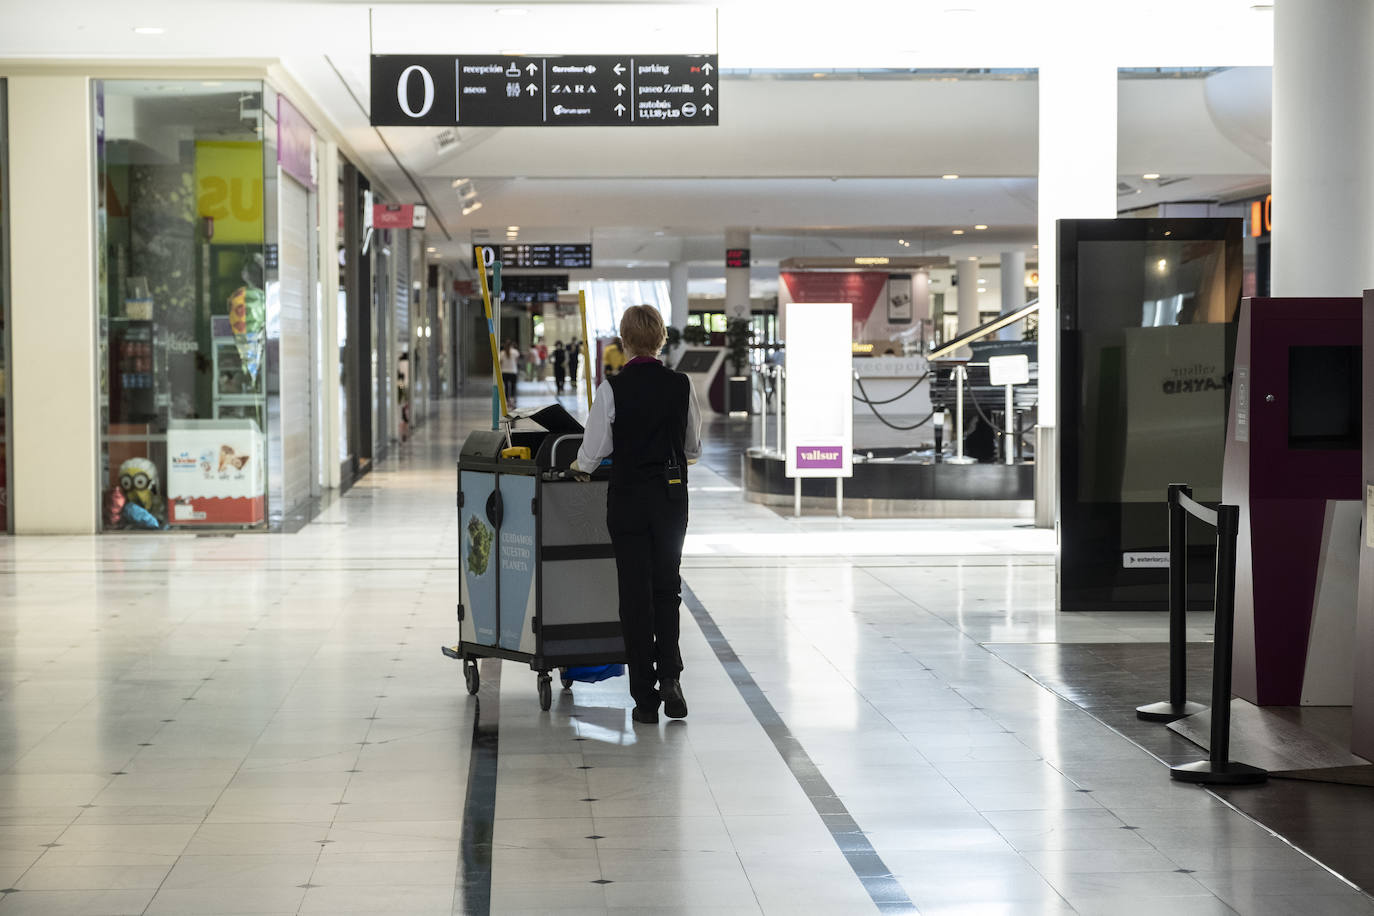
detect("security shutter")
[278,175,312,516]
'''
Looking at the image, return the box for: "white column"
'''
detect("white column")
[724,227,750,320]
[319,142,342,490]
[1271,0,1374,296]
[1038,59,1117,528]
[956,257,980,338]
[669,259,690,331]
[999,250,1026,340]
[10,76,98,534]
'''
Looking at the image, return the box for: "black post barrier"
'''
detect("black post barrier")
[1137,484,1207,723]
[1170,502,1267,786]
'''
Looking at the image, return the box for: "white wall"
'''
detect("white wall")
[9,75,98,534]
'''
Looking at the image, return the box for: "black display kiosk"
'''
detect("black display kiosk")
[1058,218,1243,611]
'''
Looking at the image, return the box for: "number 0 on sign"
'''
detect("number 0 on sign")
[784,302,854,479]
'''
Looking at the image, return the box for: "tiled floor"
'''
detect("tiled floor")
[0,389,1370,914]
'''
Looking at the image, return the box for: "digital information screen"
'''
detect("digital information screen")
[726,248,750,268]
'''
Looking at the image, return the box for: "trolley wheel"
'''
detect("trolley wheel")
[464,661,480,695]
[537,673,553,711]
[561,678,574,690]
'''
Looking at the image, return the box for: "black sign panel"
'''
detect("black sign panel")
[726,248,750,268]
[500,274,569,303]
[371,54,718,127]
[500,244,593,269]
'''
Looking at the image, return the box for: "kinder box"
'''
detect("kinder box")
[167,419,266,526]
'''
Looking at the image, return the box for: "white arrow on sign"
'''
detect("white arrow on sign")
[613,63,626,75]
[702,102,714,115]
[614,103,626,116]
[525,62,538,75]
[703,84,713,95]
[701,62,714,74]
[613,83,626,95]
[525,83,538,96]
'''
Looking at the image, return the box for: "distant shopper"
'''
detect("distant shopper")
[568,338,581,390]
[526,343,542,382]
[574,305,702,725]
[552,341,567,394]
[603,336,626,380]
[499,340,520,408]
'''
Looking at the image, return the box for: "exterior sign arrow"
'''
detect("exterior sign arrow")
[525,62,538,75]
[614,83,626,95]
[614,63,626,75]
[614,103,626,116]
[525,83,539,95]
[703,84,713,95]
[702,102,714,115]
[701,62,713,74]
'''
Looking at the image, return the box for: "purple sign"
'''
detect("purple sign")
[796,446,844,469]
[277,95,317,189]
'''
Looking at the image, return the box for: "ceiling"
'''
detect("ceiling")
[0,1,1277,274]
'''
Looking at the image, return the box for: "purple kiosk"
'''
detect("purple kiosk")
[1223,297,1365,707]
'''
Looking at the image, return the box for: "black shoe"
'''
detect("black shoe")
[631,705,659,724]
[660,680,688,719]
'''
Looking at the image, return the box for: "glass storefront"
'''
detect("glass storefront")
[96,80,270,531]
[0,80,9,532]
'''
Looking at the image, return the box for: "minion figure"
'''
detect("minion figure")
[118,457,166,529]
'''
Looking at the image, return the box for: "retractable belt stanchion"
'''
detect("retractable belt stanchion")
[1137,483,1207,723]
[1170,501,1266,785]
[475,247,508,428]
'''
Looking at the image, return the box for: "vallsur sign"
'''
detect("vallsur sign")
[371,54,718,127]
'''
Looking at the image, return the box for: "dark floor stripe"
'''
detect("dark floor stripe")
[683,584,918,914]
[455,659,501,916]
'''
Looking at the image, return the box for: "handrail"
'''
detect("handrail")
[927,298,1039,361]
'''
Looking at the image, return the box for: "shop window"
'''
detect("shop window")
[96,80,269,532]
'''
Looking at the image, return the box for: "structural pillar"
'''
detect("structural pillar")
[955,257,980,356]
[1271,0,1374,296]
[999,250,1026,340]
[319,140,342,490]
[1037,57,1117,529]
[724,227,750,320]
[669,259,690,331]
[9,75,99,533]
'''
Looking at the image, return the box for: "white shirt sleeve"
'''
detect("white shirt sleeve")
[684,381,702,462]
[575,380,616,471]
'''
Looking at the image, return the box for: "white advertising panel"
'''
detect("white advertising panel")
[166,419,266,526]
[785,302,853,478]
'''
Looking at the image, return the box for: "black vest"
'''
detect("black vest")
[607,361,690,488]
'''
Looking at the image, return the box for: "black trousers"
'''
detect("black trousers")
[607,483,688,710]
[502,372,517,404]
[554,367,566,392]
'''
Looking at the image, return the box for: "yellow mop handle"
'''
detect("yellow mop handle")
[476,246,508,418]
[578,290,594,412]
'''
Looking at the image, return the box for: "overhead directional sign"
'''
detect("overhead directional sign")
[371,54,718,127]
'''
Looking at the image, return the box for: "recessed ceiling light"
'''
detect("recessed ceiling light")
[812,72,827,79]
[451,178,471,188]
[1142,173,1161,180]
[942,174,959,180]
[952,229,965,235]
[507,226,519,231]
[426,247,436,253]
[133,26,164,34]
[201,81,223,87]
[462,201,483,216]
[974,224,988,230]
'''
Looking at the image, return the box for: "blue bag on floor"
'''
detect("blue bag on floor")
[563,664,624,683]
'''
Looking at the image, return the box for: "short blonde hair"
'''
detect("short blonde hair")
[620,305,667,358]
